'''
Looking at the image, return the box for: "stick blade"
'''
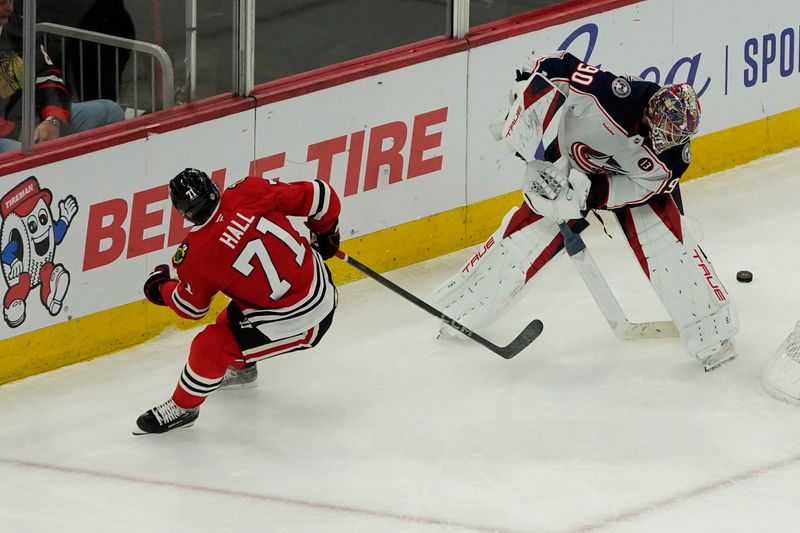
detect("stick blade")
[497,319,544,359]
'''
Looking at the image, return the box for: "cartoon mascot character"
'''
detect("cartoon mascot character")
[1,177,78,328]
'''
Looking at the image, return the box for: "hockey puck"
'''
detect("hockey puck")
[736,270,753,283]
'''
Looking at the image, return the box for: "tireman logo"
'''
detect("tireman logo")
[0,176,78,328]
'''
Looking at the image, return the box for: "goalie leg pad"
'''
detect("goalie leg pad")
[430,205,564,333]
[618,200,738,367]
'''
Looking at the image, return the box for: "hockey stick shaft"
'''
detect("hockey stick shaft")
[334,250,543,359]
[558,222,678,340]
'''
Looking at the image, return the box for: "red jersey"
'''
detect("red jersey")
[160,176,340,339]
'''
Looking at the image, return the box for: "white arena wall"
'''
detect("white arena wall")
[0,0,798,383]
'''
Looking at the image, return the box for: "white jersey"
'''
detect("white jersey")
[503,51,691,210]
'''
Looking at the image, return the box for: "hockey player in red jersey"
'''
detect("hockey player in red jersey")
[432,51,738,371]
[135,169,341,434]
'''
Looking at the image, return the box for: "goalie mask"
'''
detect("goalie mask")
[169,168,220,225]
[644,83,700,154]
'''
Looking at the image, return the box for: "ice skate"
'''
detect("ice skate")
[134,398,199,434]
[219,362,258,390]
[696,339,736,372]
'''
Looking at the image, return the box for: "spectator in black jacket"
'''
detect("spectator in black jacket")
[0,0,124,153]
[34,0,135,102]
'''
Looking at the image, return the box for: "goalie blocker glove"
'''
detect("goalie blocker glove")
[310,221,340,260]
[143,264,171,305]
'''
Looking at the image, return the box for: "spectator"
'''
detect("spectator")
[0,0,124,154]
[35,0,136,103]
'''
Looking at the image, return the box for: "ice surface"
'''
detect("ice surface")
[2,149,800,532]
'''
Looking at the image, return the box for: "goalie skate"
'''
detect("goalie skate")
[696,339,736,372]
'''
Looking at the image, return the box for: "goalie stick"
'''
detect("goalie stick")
[334,250,543,359]
[508,71,676,341]
[558,222,678,340]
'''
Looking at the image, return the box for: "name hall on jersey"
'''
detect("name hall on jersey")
[219,212,255,249]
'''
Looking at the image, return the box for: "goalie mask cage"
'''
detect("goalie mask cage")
[762,321,800,405]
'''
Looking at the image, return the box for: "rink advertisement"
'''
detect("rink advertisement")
[0,111,255,381]
[249,54,468,239]
[1,0,799,383]
[465,0,800,203]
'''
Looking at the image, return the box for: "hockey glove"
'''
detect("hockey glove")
[523,160,591,222]
[310,222,340,260]
[143,264,171,306]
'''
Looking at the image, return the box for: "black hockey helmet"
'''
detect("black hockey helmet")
[169,168,220,225]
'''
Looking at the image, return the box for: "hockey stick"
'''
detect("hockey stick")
[558,222,678,340]
[334,250,543,359]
